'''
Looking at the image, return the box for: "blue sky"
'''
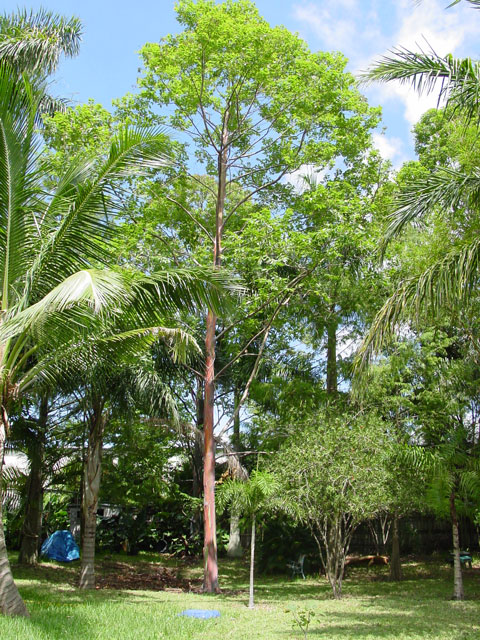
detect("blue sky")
[3,0,479,165]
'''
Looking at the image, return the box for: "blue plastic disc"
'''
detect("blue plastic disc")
[179,609,221,619]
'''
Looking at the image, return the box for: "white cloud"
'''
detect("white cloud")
[285,164,328,192]
[372,132,406,166]
[293,0,480,155]
[368,0,478,126]
[293,1,387,70]
[293,2,358,53]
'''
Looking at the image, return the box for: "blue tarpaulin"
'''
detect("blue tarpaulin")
[41,530,80,562]
[179,610,220,619]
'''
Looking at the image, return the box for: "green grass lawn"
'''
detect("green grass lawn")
[1,553,479,639]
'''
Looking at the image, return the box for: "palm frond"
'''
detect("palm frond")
[131,267,242,319]
[0,8,82,75]
[0,65,44,308]
[26,126,172,299]
[447,0,480,8]
[1,269,133,342]
[383,166,480,244]
[217,470,279,517]
[361,48,480,125]
[356,236,480,369]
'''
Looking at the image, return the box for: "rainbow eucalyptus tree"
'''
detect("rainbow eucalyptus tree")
[138,0,380,591]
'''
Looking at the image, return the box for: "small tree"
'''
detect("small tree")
[217,469,279,608]
[272,409,390,598]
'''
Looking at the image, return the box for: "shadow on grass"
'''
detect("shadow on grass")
[301,609,480,638]
[7,554,480,639]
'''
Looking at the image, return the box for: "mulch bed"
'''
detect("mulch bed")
[95,560,201,592]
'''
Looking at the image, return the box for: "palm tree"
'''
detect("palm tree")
[408,428,480,600]
[217,470,278,609]
[0,8,82,117]
[0,63,235,617]
[74,330,203,590]
[0,8,82,75]
[357,2,480,366]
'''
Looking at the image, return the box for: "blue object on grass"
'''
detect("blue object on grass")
[41,530,80,562]
[179,609,220,619]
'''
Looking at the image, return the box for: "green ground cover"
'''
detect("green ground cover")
[1,554,479,639]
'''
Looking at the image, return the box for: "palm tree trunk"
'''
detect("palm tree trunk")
[450,490,464,600]
[0,414,29,617]
[248,515,256,609]
[18,448,44,565]
[19,396,48,565]
[79,403,106,590]
[389,512,402,581]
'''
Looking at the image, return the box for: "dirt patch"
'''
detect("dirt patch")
[95,560,201,592]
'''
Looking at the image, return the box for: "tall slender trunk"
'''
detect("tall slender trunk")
[79,400,106,590]
[203,308,218,592]
[248,515,256,609]
[202,113,229,593]
[0,412,29,617]
[227,389,244,558]
[326,306,337,396]
[389,512,402,581]
[232,388,241,450]
[19,396,48,565]
[450,490,464,600]
[192,378,204,500]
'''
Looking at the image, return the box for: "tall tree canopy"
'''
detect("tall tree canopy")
[134,0,380,591]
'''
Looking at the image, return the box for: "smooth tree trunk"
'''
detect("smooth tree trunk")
[450,490,464,600]
[0,414,29,617]
[19,397,48,566]
[248,516,256,609]
[202,112,229,593]
[79,404,106,590]
[227,393,244,558]
[389,512,402,581]
[192,378,204,500]
[227,511,243,558]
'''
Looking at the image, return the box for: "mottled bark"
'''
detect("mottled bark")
[389,512,402,581]
[192,381,204,500]
[450,490,464,600]
[202,112,229,594]
[19,397,48,566]
[79,403,106,590]
[0,414,29,617]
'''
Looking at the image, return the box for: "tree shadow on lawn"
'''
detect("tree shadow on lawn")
[10,583,129,640]
[15,578,198,640]
[298,608,480,639]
